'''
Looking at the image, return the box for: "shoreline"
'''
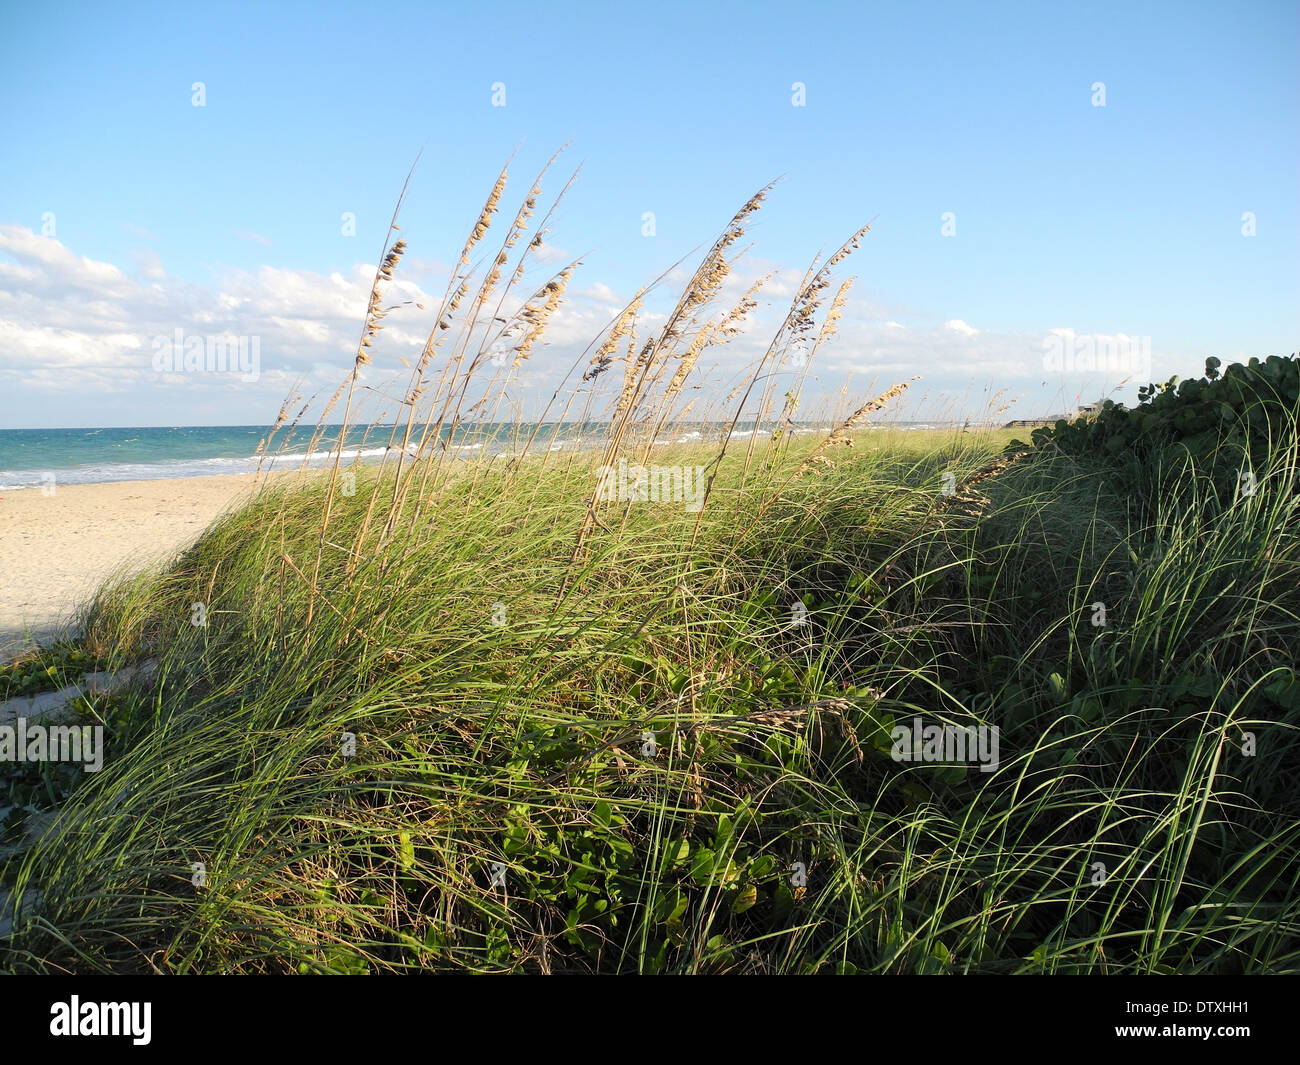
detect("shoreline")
[0,426,1015,659]
[0,423,995,493]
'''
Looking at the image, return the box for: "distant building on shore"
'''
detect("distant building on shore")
[1004,404,1099,429]
[1003,413,1069,428]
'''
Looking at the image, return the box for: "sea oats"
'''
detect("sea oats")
[795,379,918,474]
[458,169,507,269]
[513,265,575,366]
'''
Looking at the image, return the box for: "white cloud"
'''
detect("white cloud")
[532,242,573,265]
[132,247,165,280]
[269,316,332,343]
[574,281,621,304]
[0,225,132,296]
[0,318,143,376]
[0,224,1164,425]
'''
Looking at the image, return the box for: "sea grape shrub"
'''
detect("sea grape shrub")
[1009,355,1300,503]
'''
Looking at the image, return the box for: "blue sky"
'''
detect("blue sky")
[0,0,1296,427]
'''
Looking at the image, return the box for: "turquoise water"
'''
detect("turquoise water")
[0,423,590,489]
[0,425,377,489]
[0,421,953,489]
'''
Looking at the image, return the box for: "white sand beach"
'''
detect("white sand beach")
[0,475,260,657]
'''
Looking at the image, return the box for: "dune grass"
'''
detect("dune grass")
[2,421,1295,973]
[2,158,1296,974]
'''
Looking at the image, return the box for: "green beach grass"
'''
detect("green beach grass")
[2,160,1296,974]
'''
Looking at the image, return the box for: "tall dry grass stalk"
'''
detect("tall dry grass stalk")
[301,161,417,629]
[248,156,900,638]
[685,224,875,549]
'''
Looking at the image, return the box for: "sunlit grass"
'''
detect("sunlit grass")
[1,421,1295,974]
[2,158,1295,974]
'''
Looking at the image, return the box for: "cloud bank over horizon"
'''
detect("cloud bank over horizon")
[1,223,1204,428]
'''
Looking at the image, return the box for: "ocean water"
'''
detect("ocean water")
[0,424,575,490]
[0,421,953,490]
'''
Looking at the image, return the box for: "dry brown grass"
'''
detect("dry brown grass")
[248,155,912,639]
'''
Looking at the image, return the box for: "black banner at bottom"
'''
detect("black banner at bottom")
[0,974,1283,1052]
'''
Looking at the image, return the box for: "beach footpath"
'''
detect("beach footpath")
[0,474,259,657]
